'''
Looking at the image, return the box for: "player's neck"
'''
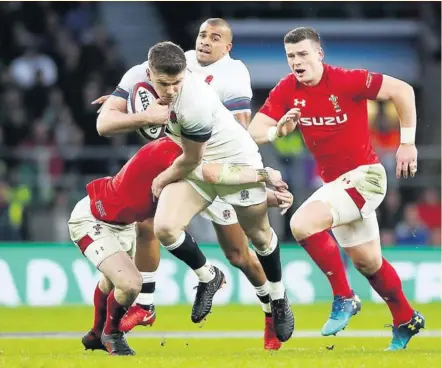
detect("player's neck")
[197,53,229,67]
[303,64,324,87]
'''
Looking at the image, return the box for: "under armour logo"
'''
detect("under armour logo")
[294,99,306,107]
[240,190,249,201]
[223,209,231,220]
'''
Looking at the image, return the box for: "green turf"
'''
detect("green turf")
[0,303,439,367]
[0,337,440,368]
[0,302,440,332]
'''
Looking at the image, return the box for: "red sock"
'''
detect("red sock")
[299,231,353,298]
[367,258,414,327]
[91,284,109,336]
[103,290,127,335]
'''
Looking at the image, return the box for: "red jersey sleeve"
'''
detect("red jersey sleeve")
[259,76,292,121]
[338,68,383,100]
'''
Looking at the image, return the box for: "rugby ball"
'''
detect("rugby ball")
[128,81,166,141]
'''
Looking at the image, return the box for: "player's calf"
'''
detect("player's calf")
[235,203,294,342]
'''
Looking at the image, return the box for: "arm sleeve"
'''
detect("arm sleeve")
[222,63,253,113]
[180,105,213,142]
[111,64,147,100]
[339,68,383,100]
[258,79,289,121]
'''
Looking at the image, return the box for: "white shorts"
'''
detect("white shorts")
[186,179,267,208]
[200,197,238,225]
[68,196,136,267]
[300,163,387,247]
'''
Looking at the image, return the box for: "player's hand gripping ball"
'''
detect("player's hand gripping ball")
[128,82,168,141]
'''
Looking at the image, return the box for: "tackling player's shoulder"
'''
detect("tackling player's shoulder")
[226,56,250,77]
[178,71,219,115]
[325,63,366,81]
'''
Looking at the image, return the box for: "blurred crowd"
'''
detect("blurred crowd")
[0,2,135,240]
[0,2,440,246]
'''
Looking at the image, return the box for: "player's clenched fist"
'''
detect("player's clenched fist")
[396,143,418,179]
[276,108,301,137]
[141,99,169,125]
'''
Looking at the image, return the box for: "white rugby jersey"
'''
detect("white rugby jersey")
[185,50,252,114]
[112,62,260,165]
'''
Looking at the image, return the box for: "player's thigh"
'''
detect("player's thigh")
[99,250,142,293]
[334,213,382,273]
[68,198,136,267]
[154,180,212,234]
[294,163,387,232]
[200,197,238,225]
[233,201,273,246]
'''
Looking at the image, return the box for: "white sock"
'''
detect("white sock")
[194,261,215,282]
[255,282,271,313]
[136,292,154,306]
[268,281,285,301]
[135,271,156,306]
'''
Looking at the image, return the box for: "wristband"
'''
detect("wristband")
[400,127,416,144]
[267,126,280,142]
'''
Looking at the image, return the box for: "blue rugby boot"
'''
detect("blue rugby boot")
[321,293,361,336]
[385,310,425,351]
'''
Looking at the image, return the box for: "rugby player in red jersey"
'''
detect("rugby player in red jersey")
[68,137,290,356]
[248,27,424,351]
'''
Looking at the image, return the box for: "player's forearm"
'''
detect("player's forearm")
[97,109,146,136]
[201,163,270,185]
[392,82,417,144]
[160,155,202,186]
[248,113,277,144]
[377,76,417,144]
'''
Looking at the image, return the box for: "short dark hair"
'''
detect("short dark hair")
[204,18,233,41]
[284,27,320,45]
[148,41,186,75]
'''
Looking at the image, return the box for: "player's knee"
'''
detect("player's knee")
[352,254,382,276]
[154,220,181,245]
[224,248,249,269]
[290,206,332,241]
[290,213,310,241]
[249,226,272,251]
[98,275,113,294]
[117,273,142,301]
[136,219,156,244]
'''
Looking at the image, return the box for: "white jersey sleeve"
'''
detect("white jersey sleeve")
[221,62,253,114]
[111,61,149,101]
[179,103,214,142]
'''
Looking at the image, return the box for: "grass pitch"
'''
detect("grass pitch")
[0,303,440,368]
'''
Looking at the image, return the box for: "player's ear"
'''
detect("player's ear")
[146,68,151,80]
[318,47,324,61]
[225,43,232,54]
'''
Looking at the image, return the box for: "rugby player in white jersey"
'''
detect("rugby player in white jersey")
[93,19,289,350]
[94,39,294,343]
